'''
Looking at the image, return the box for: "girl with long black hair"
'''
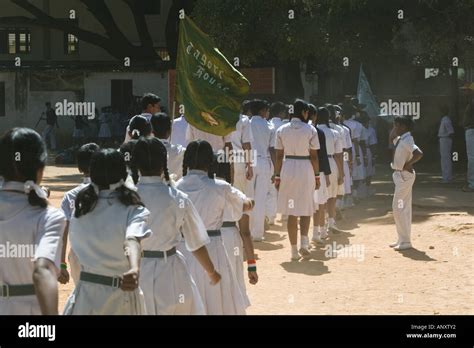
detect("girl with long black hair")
[0,128,66,315]
[63,148,151,315]
[133,136,220,314]
[177,140,254,314]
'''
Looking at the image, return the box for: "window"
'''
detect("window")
[64,33,79,54]
[144,0,161,15]
[0,82,5,117]
[0,28,31,54]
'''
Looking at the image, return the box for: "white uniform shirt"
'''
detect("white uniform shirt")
[391,132,419,171]
[318,124,342,155]
[329,122,346,152]
[0,181,66,284]
[368,126,378,146]
[275,118,320,155]
[438,116,454,137]
[344,119,363,141]
[176,170,245,230]
[171,116,188,147]
[137,177,209,252]
[249,115,275,158]
[186,124,232,153]
[340,124,353,149]
[69,191,151,276]
[270,117,284,131]
[229,114,253,152]
[60,177,91,221]
[161,139,186,180]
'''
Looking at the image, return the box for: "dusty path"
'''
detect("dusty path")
[43,165,473,315]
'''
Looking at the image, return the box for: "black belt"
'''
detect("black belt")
[327,155,334,158]
[142,248,176,258]
[80,272,122,288]
[222,221,237,228]
[207,230,221,237]
[285,155,310,160]
[0,284,35,297]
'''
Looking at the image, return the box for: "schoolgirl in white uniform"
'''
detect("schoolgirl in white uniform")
[210,158,259,309]
[63,149,151,315]
[316,107,344,235]
[59,143,100,285]
[334,105,354,208]
[0,128,66,315]
[133,137,220,315]
[176,140,254,315]
[274,99,320,261]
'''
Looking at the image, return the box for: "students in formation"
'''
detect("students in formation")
[1,92,417,316]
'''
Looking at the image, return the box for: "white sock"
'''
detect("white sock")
[328,217,335,225]
[313,226,320,238]
[301,235,309,248]
[291,245,298,254]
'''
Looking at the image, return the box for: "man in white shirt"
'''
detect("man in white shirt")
[171,114,188,147]
[437,105,455,183]
[186,123,233,153]
[389,116,423,251]
[248,100,275,241]
[123,93,161,144]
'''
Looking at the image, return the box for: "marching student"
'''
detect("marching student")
[186,122,233,153]
[356,112,370,199]
[133,137,220,315]
[228,100,254,254]
[437,105,454,183]
[267,101,288,225]
[171,114,188,148]
[334,105,354,208]
[0,128,66,315]
[59,143,100,285]
[210,157,258,309]
[63,149,152,315]
[308,105,331,244]
[343,105,366,200]
[248,100,275,242]
[177,140,254,315]
[274,99,320,260]
[124,93,161,143]
[151,113,186,180]
[364,116,378,195]
[389,116,423,251]
[316,107,344,235]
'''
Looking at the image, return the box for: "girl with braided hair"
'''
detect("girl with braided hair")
[176,140,254,315]
[133,136,220,315]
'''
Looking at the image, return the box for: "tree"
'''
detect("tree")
[0,0,165,65]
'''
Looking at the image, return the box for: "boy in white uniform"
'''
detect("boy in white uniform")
[0,128,66,315]
[59,143,100,285]
[151,113,186,180]
[389,116,423,251]
[437,105,454,183]
[123,93,161,144]
[248,100,275,241]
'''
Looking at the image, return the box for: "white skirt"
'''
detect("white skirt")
[221,225,251,308]
[68,249,81,285]
[313,172,328,208]
[366,148,375,177]
[0,296,40,315]
[343,160,352,194]
[352,145,366,181]
[63,275,146,315]
[177,236,247,315]
[277,158,315,216]
[327,157,339,199]
[140,251,205,315]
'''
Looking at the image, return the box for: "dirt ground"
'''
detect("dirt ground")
[43,164,474,315]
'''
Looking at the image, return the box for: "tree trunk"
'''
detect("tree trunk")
[275,60,305,101]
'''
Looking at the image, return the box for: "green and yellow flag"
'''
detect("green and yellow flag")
[175,16,250,136]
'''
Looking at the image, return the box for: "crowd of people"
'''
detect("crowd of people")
[0,92,428,316]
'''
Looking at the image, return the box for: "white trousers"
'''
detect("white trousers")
[246,158,272,239]
[439,137,453,182]
[392,170,416,245]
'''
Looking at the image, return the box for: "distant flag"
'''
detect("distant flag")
[357,65,379,119]
[175,16,250,136]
